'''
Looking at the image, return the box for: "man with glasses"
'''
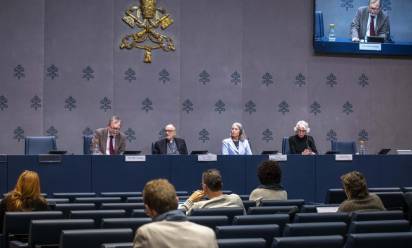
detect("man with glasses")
[91,116,126,155]
[351,0,390,42]
[152,123,188,155]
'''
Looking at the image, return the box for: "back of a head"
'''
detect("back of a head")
[341,171,369,199]
[143,179,178,215]
[8,170,43,211]
[257,160,282,185]
[202,169,223,192]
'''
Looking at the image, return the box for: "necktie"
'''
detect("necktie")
[370,16,376,36]
[109,135,115,155]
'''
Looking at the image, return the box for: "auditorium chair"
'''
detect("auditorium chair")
[54,203,97,218]
[375,191,407,210]
[283,222,347,237]
[24,136,56,155]
[74,197,122,208]
[281,137,290,154]
[232,214,289,234]
[100,192,142,201]
[216,224,279,248]
[242,200,257,211]
[189,207,244,223]
[272,235,343,248]
[186,216,229,229]
[2,211,63,248]
[330,140,357,154]
[300,204,340,213]
[126,196,143,203]
[293,212,350,224]
[260,199,305,209]
[247,206,298,215]
[217,238,266,248]
[130,209,147,218]
[344,232,412,248]
[28,219,95,248]
[59,228,133,248]
[69,210,126,226]
[369,187,402,192]
[347,220,410,234]
[404,192,412,223]
[325,188,346,204]
[83,135,93,154]
[52,192,96,201]
[100,203,145,215]
[350,210,405,221]
[101,218,151,230]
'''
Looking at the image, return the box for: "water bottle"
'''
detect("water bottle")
[328,24,336,41]
[359,140,367,155]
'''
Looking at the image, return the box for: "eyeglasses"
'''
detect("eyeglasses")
[297,129,306,133]
[165,129,175,132]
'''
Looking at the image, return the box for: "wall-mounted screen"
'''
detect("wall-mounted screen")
[314,0,412,56]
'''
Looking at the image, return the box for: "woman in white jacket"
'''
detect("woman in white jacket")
[222,122,252,155]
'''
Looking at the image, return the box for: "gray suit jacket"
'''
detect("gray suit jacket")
[91,127,126,155]
[133,220,218,248]
[351,6,390,41]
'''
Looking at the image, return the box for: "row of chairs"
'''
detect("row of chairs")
[2,210,411,248]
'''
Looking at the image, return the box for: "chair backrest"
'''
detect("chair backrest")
[126,197,144,203]
[29,219,95,247]
[69,210,126,226]
[344,232,412,248]
[83,135,93,155]
[101,243,133,248]
[300,204,340,213]
[216,224,279,248]
[281,137,290,155]
[2,211,63,248]
[101,218,151,230]
[100,192,142,200]
[404,192,412,223]
[283,222,347,237]
[74,197,122,208]
[348,220,410,234]
[101,203,145,215]
[24,136,56,155]
[331,141,357,154]
[260,199,305,208]
[233,214,289,233]
[130,209,147,218]
[375,192,406,210]
[54,203,97,217]
[293,212,350,224]
[59,228,133,248]
[217,238,266,248]
[325,188,346,204]
[248,206,298,215]
[350,210,405,221]
[187,216,229,229]
[369,187,402,192]
[242,200,257,211]
[189,207,244,222]
[272,235,343,248]
[314,11,324,38]
[53,192,97,201]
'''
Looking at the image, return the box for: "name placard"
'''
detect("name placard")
[359,43,381,51]
[335,154,353,161]
[269,154,287,161]
[198,154,217,162]
[125,155,146,162]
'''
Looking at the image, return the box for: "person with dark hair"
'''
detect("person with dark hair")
[133,179,217,248]
[0,170,49,231]
[249,160,287,204]
[351,0,390,42]
[338,171,385,212]
[180,169,245,215]
[91,115,126,155]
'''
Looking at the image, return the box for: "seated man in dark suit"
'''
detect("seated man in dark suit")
[351,0,390,42]
[152,124,188,155]
[91,115,126,155]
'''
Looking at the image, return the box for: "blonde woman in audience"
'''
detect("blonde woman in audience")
[0,170,48,231]
[338,171,385,212]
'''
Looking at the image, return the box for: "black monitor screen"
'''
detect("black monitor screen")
[314,0,412,56]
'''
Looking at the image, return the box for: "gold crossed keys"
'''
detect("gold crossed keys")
[120,0,175,63]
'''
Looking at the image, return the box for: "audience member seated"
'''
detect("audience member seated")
[249,160,287,204]
[0,170,49,231]
[133,179,217,248]
[338,171,385,212]
[180,169,245,215]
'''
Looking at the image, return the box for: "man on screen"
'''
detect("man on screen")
[91,116,126,155]
[351,0,390,42]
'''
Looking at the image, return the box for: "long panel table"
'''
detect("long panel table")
[3,155,412,203]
